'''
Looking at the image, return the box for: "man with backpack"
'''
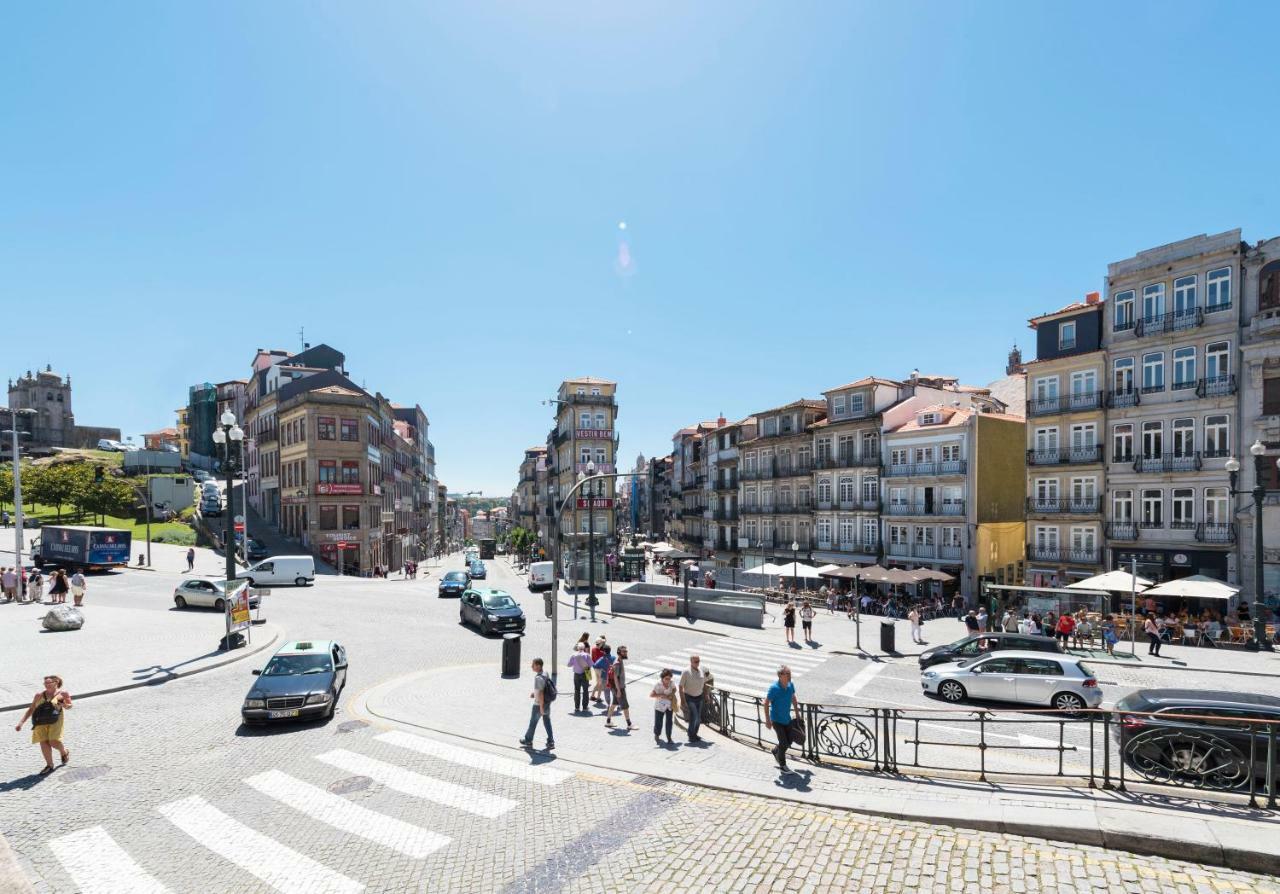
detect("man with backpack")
[519,658,555,750]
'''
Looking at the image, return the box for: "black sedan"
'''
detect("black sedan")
[241,640,348,725]
[438,570,471,597]
[1115,689,1280,790]
[460,588,525,636]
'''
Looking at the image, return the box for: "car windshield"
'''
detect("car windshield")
[261,654,332,676]
[445,572,468,582]
[482,593,517,610]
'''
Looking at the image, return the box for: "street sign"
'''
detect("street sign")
[234,514,245,524]
[234,523,245,533]
[228,584,252,631]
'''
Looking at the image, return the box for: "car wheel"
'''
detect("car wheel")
[214,598,225,612]
[480,619,491,637]
[1053,692,1086,712]
[325,696,337,720]
[938,680,966,703]
[295,577,307,587]
[174,595,187,609]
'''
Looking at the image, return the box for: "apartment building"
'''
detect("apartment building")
[513,446,545,536]
[546,377,619,552]
[670,421,718,554]
[739,400,827,561]
[882,402,1026,597]
[707,417,755,568]
[1024,294,1108,585]
[1239,236,1280,599]
[1103,232,1242,583]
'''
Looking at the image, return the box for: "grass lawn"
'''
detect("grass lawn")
[14,502,197,546]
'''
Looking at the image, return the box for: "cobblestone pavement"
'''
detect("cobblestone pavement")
[2,554,1277,893]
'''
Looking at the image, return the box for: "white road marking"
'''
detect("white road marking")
[375,730,572,786]
[157,796,362,894]
[835,663,887,698]
[672,649,825,677]
[315,750,517,818]
[696,640,830,663]
[48,826,172,894]
[244,770,450,858]
[683,642,828,668]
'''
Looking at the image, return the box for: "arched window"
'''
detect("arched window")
[1260,260,1280,311]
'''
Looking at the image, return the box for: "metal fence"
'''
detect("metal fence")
[706,689,1279,810]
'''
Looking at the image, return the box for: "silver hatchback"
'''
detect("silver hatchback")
[921,650,1102,712]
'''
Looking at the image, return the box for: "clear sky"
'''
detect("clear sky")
[4,3,1279,495]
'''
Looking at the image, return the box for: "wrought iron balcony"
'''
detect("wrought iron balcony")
[740,505,770,515]
[741,464,775,481]
[1196,375,1237,398]
[1026,545,1101,564]
[939,544,963,560]
[566,393,615,406]
[712,509,739,522]
[1107,388,1139,409]
[774,463,814,478]
[1105,520,1138,540]
[1132,452,1202,473]
[1133,308,1204,337]
[1195,523,1236,543]
[1026,445,1104,466]
[884,460,967,477]
[1025,497,1102,514]
[715,476,739,492]
[883,502,966,517]
[1027,392,1104,417]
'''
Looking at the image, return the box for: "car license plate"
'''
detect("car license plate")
[268,709,300,718]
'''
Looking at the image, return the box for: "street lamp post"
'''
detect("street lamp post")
[211,410,244,650]
[1226,442,1278,652]
[791,540,799,591]
[4,412,35,600]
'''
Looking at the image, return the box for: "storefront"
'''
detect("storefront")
[1111,548,1231,585]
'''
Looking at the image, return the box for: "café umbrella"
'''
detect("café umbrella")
[1141,574,1239,601]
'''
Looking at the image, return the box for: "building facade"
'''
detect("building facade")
[7,366,119,452]
[739,400,827,564]
[546,378,619,569]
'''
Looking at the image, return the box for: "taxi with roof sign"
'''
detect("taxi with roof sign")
[241,640,348,725]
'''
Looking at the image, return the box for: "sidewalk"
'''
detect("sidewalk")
[356,662,1280,875]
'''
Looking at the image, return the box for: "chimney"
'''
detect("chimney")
[1085,291,1101,305]
[717,413,727,426]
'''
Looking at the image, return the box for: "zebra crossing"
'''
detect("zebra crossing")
[44,730,574,894]
[622,637,830,694]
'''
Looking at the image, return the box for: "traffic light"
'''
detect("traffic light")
[94,465,104,482]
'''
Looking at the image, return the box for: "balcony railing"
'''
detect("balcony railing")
[1105,520,1138,540]
[774,463,814,478]
[1027,392,1104,417]
[1026,545,1101,564]
[1133,308,1204,337]
[740,505,770,515]
[715,476,739,492]
[566,393,614,406]
[815,453,880,470]
[1107,388,1139,409]
[1195,522,1236,544]
[939,544,963,560]
[1025,497,1102,514]
[883,502,966,517]
[712,509,739,522]
[1196,375,1237,398]
[884,460,967,478]
[1133,452,1202,473]
[741,464,775,481]
[1026,445,1104,466]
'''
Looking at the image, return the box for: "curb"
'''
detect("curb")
[353,669,1278,878]
[0,833,35,894]
[0,627,280,712]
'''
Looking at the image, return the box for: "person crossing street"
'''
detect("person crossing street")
[764,666,797,772]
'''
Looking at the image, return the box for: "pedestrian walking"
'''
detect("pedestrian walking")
[1000,609,1014,633]
[48,569,69,605]
[1102,616,1118,656]
[1144,614,1162,656]
[1055,612,1076,648]
[567,643,593,713]
[70,569,86,607]
[605,646,634,729]
[590,637,607,705]
[518,658,555,750]
[908,605,924,644]
[963,609,979,635]
[678,654,710,743]
[764,665,796,772]
[800,600,815,642]
[976,607,988,633]
[592,644,614,711]
[821,584,834,615]
[14,675,72,775]
[650,669,676,745]
[26,569,42,604]
[952,594,965,620]
[783,599,797,644]
[1,567,15,602]
[186,547,195,572]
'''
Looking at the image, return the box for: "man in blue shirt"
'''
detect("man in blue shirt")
[764,666,796,772]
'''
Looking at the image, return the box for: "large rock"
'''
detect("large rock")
[42,606,85,631]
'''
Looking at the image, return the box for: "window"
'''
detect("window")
[915,526,935,546]
[1204,415,1229,457]
[888,486,907,508]
[1171,488,1194,526]
[1204,487,1229,524]
[579,412,591,429]
[848,393,865,416]
[1142,282,1165,320]
[862,519,878,546]
[762,417,778,437]
[913,446,934,465]
[317,417,336,440]
[941,444,960,462]
[890,447,909,466]
[594,412,606,429]
[1205,341,1229,381]
[580,447,591,464]
[1059,321,1076,350]
[1021,659,1065,677]
[1171,419,1194,457]
[1071,477,1097,501]
[889,525,908,546]
[837,435,855,461]
[1112,489,1133,522]
[832,394,846,417]
[1205,267,1231,310]
[816,438,831,461]
[1070,370,1096,397]
[1035,526,1059,549]
[1173,275,1197,316]
[342,505,360,530]
[817,518,831,542]
[839,477,856,503]
[1141,489,1163,527]
[942,526,962,547]
[1141,422,1163,458]
[1034,427,1059,452]
[817,479,831,502]
[780,414,795,434]
[595,447,606,465]
[1070,526,1096,552]
[1171,346,1196,390]
[319,505,338,530]
[1113,358,1135,393]
[1114,290,1135,330]
[1141,352,1164,391]
[1069,423,1096,449]
[1035,478,1060,502]
[1261,262,1280,311]
[340,418,358,441]
[1034,376,1059,403]
[318,460,337,484]
[862,432,879,458]
[1266,379,1280,416]
[862,476,879,503]
[341,461,360,484]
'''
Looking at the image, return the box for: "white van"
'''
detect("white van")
[235,555,315,587]
[528,561,555,592]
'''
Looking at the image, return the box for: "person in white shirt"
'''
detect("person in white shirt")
[908,606,924,644]
[70,569,87,607]
[650,669,676,746]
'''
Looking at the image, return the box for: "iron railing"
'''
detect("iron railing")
[883,460,968,478]
[706,690,1278,810]
[1026,545,1102,564]
[1133,452,1202,473]
[883,502,966,517]
[1134,308,1204,337]
[1105,520,1138,540]
[1197,375,1237,398]
[1107,388,1139,409]
[1027,392,1104,417]
[1196,522,1237,543]
[1025,497,1102,514]
[1027,446,1104,466]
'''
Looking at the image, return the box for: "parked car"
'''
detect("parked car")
[918,632,1062,669]
[241,640,348,724]
[192,470,212,483]
[528,561,554,592]
[1114,689,1280,790]
[173,577,260,611]
[234,555,315,587]
[438,570,471,597]
[245,539,269,561]
[921,651,1102,712]
[468,560,487,580]
[200,497,222,517]
[460,588,526,636]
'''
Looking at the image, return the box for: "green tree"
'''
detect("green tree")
[0,465,11,513]
[81,477,138,526]
[25,464,84,521]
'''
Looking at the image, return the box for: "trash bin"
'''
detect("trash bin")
[880,620,895,654]
[501,633,522,677]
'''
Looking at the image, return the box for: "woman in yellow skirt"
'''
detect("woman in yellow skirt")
[14,675,72,775]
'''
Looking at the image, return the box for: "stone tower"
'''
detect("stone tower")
[1006,344,1024,376]
[8,365,76,448]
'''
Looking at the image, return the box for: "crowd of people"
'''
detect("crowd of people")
[1,566,87,606]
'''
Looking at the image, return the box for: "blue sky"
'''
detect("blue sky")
[4,2,1279,495]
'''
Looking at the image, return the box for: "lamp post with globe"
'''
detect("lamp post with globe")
[211,410,244,650]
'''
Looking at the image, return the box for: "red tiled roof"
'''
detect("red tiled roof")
[823,376,903,393]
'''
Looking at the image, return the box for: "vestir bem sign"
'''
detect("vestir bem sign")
[575,429,613,439]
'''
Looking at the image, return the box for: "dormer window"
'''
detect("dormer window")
[832,395,846,418]
[919,412,941,425]
[1059,321,1076,350]
[849,393,865,416]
